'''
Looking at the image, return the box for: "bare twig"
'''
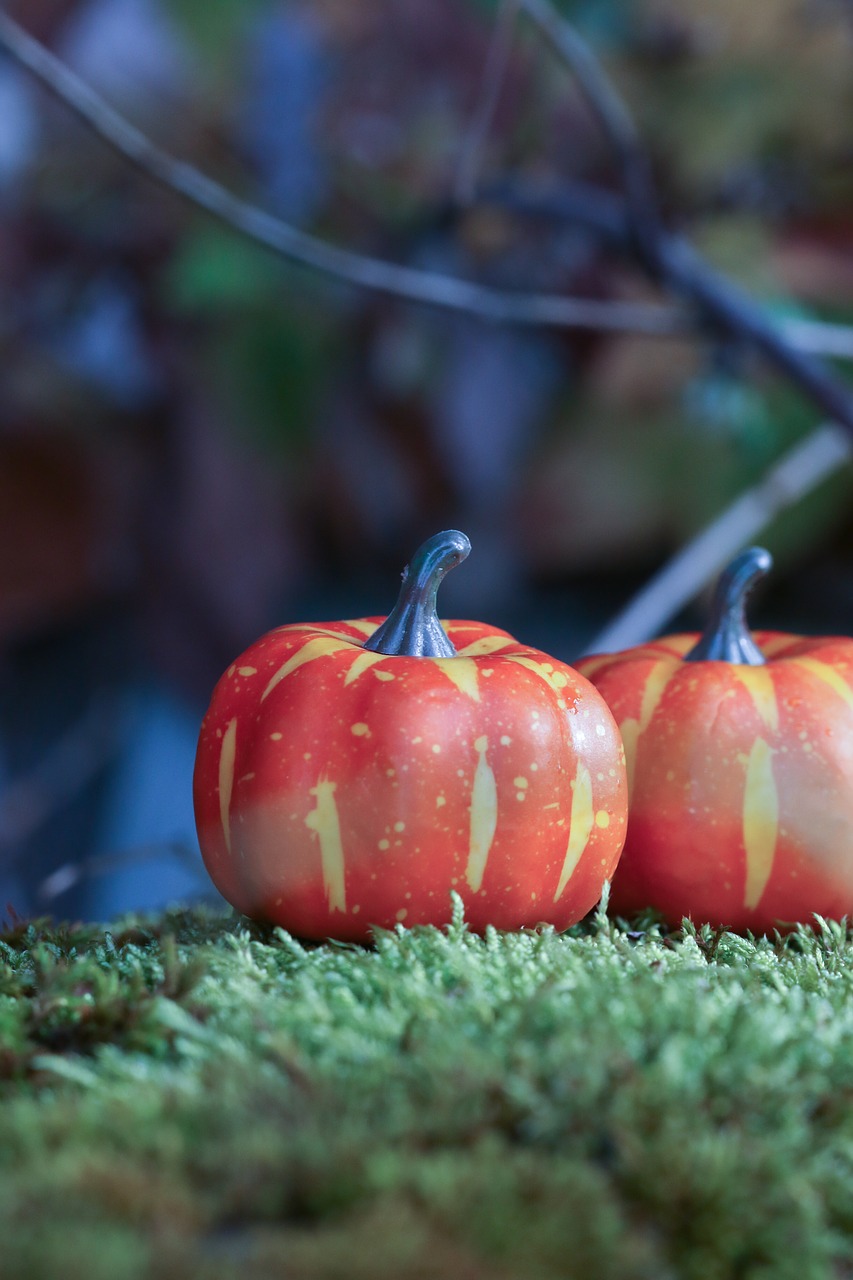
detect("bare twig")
[477,179,853,362]
[518,0,662,259]
[2,13,853,364]
[584,422,853,654]
[455,0,520,205]
[510,0,853,439]
[0,10,689,338]
[776,318,853,362]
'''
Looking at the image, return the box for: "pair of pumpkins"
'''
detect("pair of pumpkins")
[194,532,853,939]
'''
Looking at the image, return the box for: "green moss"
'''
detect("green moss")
[3,899,853,1278]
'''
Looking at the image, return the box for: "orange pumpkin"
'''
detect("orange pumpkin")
[194,531,628,940]
[578,548,853,932]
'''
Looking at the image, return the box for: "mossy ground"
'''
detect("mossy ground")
[3,894,853,1279]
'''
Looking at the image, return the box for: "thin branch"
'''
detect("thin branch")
[774,317,853,362]
[518,0,662,260]
[2,13,853,364]
[584,422,853,654]
[0,10,688,339]
[505,2,853,440]
[480,180,853,362]
[455,0,520,205]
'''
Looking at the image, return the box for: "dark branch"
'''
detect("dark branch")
[455,0,520,205]
[0,10,688,339]
[2,7,853,387]
[519,0,663,263]
[496,2,853,440]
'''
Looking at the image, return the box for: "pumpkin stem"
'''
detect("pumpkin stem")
[364,530,471,658]
[684,547,772,666]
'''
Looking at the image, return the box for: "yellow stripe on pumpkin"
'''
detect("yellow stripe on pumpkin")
[504,656,570,697]
[742,737,778,910]
[304,779,347,913]
[433,657,481,702]
[619,660,674,799]
[344,649,389,686]
[455,635,517,658]
[554,763,594,901]
[218,718,238,856]
[466,736,498,892]
[789,656,853,712]
[733,667,779,732]
[344,619,381,638]
[261,637,353,701]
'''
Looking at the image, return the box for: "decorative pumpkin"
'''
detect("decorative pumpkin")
[578,547,853,932]
[194,530,628,940]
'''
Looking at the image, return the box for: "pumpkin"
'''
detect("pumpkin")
[578,547,853,932]
[194,530,628,940]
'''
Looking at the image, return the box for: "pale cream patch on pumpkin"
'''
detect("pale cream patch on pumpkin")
[432,657,480,702]
[218,718,238,856]
[733,667,779,732]
[304,780,347,912]
[261,637,353,701]
[742,737,778,910]
[554,763,594,902]
[465,736,498,892]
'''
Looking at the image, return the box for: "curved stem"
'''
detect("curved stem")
[364,531,471,658]
[684,547,772,665]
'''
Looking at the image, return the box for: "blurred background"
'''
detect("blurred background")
[2,0,853,920]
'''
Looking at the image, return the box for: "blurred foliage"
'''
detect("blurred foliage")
[3,0,853,911]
